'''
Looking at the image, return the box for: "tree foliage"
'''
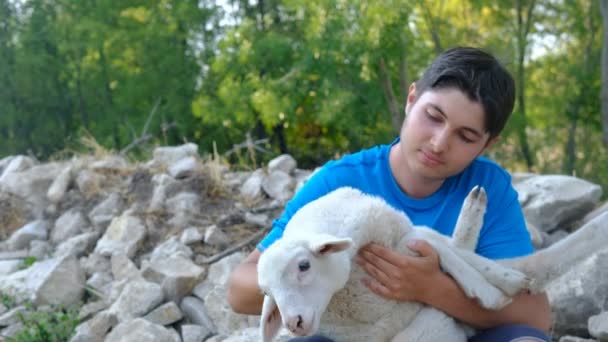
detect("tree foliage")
[0,0,605,188]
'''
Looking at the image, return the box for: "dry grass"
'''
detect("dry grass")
[200,142,231,198]
[78,130,115,159]
[0,193,30,241]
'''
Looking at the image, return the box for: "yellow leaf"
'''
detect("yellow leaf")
[120,7,150,23]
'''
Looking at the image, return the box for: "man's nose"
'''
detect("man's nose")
[430,128,449,153]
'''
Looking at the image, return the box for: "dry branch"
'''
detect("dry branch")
[198,227,270,265]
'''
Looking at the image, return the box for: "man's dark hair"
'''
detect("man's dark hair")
[415,47,515,139]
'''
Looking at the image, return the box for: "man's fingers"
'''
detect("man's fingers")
[360,243,410,268]
[356,255,392,284]
[407,239,436,258]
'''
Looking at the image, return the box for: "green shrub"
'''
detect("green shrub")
[18,257,37,270]
[7,304,79,342]
[0,292,15,310]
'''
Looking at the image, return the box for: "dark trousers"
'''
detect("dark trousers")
[469,324,551,342]
[288,324,551,342]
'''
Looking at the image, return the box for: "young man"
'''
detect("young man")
[227,47,552,341]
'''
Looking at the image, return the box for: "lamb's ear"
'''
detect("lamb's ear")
[308,234,354,256]
[260,295,281,342]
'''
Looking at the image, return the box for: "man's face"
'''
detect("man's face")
[399,85,496,181]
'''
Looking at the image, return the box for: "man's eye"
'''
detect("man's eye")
[426,112,441,122]
[459,134,475,143]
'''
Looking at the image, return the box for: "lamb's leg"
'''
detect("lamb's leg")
[390,307,467,342]
[500,211,608,292]
[451,186,486,251]
[454,249,532,296]
[412,229,512,309]
[448,186,532,296]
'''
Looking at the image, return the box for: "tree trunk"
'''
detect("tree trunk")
[272,124,288,154]
[562,0,596,174]
[514,0,536,170]
[399,34,410,112]
[562,107,579,175]
[423,5,443,54]
[601,0,608,145]
[379,58,402,133]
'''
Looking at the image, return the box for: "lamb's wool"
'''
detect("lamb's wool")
[258,186,608,342]
[258,187,522,341]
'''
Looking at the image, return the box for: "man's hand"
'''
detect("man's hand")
[358,240,552,332]
[356,240,442,303]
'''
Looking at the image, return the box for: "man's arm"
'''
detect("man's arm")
[357,240,552,332]
[426,269,551,331]
[227,249,264,315]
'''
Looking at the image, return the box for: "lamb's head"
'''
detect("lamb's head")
[257,233,353,341]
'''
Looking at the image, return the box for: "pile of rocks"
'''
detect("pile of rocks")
[0,143,606,341]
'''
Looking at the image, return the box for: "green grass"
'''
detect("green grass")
[0,294,80,342]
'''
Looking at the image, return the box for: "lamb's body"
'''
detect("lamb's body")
[258,187,608,342]
[285,188,434,340]
[258,187,527,341]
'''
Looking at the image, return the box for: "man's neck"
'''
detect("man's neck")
[389,144,444,199]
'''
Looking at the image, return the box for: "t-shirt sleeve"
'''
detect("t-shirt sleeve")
[256,165,333,251]
[475,173,534,260]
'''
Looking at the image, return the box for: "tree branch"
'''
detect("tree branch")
[119,98,173,155]
[379,58,402,133]
[197,227,270,265]
[399,34,409,107]
[142,97,162,136]
[223,136,271,157]
[523,0,537,39]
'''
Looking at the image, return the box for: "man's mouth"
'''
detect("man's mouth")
[419,150,443,166]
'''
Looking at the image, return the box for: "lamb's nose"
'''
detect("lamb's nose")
[287,315,304,333]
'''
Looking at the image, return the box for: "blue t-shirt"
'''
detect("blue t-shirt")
[258,140,533,260]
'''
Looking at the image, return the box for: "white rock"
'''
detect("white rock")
[104,318,177,342]
[515,175,602,232]
[7,220,49,250]
[47,165,73,203]
[109,280,164,322]
[204,225,230,247]
[588,311,608,340]
[94,214,146,258]
[180,227,203,245]
[267,154,297,175]
[261,170,295,203]
[240,169,266,202]
[168,156,199,179]
[0,255,85,306]
[153,143,199,167]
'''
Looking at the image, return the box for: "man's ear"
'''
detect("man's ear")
[483,135,500,151]
[405,82,417,115]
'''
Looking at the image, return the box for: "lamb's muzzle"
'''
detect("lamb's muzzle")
[286,313,312,335]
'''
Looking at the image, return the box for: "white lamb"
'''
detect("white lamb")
[257,186,608,342]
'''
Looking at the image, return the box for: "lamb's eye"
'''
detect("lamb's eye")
[298,260,310,272]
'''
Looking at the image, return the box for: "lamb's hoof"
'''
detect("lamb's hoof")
[476,289,513,310]
[463,186,487,211]
[495,270,533,296]
[463,269,516,310]
[462,187,487,226]
[451,186,488,250]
